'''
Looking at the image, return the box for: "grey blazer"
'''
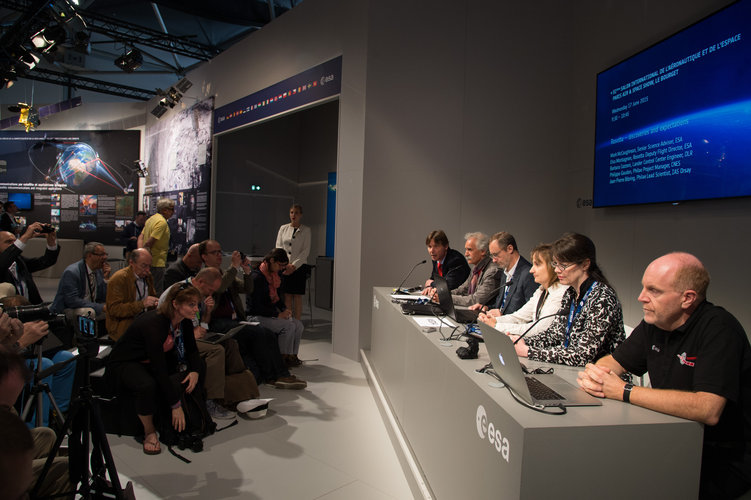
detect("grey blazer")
[451,257,502,307]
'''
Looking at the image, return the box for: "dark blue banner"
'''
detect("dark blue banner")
[214,56,342,135]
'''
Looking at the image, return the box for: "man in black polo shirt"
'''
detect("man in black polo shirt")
[577,252,751,499]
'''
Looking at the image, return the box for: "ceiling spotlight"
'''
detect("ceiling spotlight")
[114,48,143,72]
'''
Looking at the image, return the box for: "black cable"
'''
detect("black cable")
[484,369,567,415]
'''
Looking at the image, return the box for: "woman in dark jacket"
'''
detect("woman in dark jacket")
[246,248,304,367]
[106,283,204,455]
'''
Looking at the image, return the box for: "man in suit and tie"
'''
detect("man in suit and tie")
[470,231,536,317]
[422,229,470,293]
[50,241,111,322]
[0,223,60,305]
[450,232,502,307]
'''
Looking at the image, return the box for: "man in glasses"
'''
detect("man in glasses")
[50,241,111,324]
[472,231,536,316]
[105,248,159,341]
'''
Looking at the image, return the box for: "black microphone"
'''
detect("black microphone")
[393,259,427,295]
[512,312,566,345]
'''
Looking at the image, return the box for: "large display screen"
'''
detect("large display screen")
[593,0,751,207]
[0,130,140,244]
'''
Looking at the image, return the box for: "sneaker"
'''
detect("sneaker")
[206,399,236,420]
[274,376,307,390]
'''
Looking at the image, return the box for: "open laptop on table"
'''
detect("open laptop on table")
[400,276,479,323]
[479,321,601,407]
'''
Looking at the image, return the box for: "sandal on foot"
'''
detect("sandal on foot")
[143,433,161,455]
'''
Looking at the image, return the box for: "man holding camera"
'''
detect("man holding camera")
[0,222,60,305]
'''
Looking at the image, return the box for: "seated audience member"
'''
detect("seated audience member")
[200,239,306,389]
[0,407,33,500]
[0,222,60,304]
[121,210,146,259]
[1,296,76,427]
[422,230,470,292]
[106,284,204,455]
[447,232,501,307]
[247,248,305,367]
[164,243,202,289]
[0,201,21,234]
[473,231,537,316]
[160,270,269,418]
[0,348,71,498]
[105,248,159,341]
[479,243,568,338]
[512,233,625,366]
[578,252,751,499]
[50,241,110,322]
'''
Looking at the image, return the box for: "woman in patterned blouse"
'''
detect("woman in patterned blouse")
[509,233,625,367]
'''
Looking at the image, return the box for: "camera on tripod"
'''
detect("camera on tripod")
[3,303,67,330]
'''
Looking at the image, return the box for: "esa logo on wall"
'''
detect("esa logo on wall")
[475,405,510,462]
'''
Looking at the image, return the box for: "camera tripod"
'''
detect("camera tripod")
[20,340,69,429]
[31,337,134,500]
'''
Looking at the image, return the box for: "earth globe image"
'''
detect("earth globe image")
[52,142,127,193]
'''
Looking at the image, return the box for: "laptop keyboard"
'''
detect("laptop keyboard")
[525,376,565,401]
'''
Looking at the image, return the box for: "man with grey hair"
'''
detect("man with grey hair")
[450,232,502,307]
[138,198,175,294]
[105,248,158,341]
[50,241,110,322]
[578,252,751,498]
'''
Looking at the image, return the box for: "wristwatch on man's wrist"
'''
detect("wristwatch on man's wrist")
[622,383,634,403]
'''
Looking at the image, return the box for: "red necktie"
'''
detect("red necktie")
[437,262,443,276]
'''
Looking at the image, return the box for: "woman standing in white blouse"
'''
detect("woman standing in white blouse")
[478,243,568,338]
[275,204,311,321]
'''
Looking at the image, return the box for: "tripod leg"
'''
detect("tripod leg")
[88,399,127,498]
[29,397,79,499]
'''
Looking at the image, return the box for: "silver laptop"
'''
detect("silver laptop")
[479,321,602,407]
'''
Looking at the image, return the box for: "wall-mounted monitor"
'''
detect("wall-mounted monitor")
[7,192,33,210]
[593,0,751,207]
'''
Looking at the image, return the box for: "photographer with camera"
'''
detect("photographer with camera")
[106,284,205,455]
[0,222,60,305]
[1,295,76,428]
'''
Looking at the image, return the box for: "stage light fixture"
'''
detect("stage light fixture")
[114,48,143,72]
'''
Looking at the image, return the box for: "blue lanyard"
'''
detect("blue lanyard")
[170,323,186,363]
[564,282,597,348]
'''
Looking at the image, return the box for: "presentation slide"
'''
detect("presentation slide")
[0,130,140,244]
[593,0,751,207]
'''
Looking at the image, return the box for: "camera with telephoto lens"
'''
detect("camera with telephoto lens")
[38,223,55,234]
[4,304,67,330]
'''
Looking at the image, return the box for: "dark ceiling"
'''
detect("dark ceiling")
[0,0,301,101]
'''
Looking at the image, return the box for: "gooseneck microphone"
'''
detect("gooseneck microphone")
[512,312,566,345]
[393,259,427,295]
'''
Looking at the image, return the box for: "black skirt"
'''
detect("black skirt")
[280,264,309,295]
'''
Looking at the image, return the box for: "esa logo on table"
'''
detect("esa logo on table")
[475,405,510,462]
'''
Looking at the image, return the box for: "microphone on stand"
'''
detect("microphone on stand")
[392,259,427,295]
[512,312,566,345]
